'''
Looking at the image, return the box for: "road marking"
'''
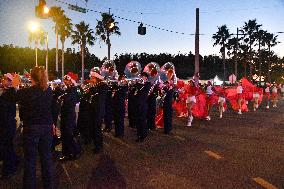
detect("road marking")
[173,135,186,141]
[62,164,73,185]
[252,177,278,189]
[73,162,79,168]
[204,150,223,160]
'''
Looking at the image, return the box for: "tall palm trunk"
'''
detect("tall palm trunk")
[56,28,59,73]
[61,39,65,79]
[222,46,226,84]
[258,38,262,85]
[35,40,38,67]
[107,32,110,60]
[268,44,271,83]
[249,42,253,79]
[81,44,85,82]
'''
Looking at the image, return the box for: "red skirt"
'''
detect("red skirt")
[206,94,218,106]
[271,93,278,99]
[265,92,270,100]
[236,93,243,100]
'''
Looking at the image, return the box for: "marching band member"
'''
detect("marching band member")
[125,61,142,129]
[0,73,19,179]
[264,83,271,109]
[11,67,56,189]
[160,62,176,134]
[271,84,278,108]
[186,80,197,127]
[77,80,93,144]
[113,74,128,138]
[59,72,81,161]
[135,72,151,142]
[88,67,108,154]
[236,82,244,114]
[101,60,118,133]
[144,62,160,130]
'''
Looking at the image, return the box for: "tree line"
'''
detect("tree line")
[1,44,283,83]
[213,19,281,83]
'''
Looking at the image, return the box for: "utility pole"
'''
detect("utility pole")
[258,34,261,85]
[235,28,239,80]
[194,8,199,75]
[107,8,111,60]
[45,32,49,79]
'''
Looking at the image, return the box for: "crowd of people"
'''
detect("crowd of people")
[0,60,283,189]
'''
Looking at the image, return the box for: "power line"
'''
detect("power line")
[201,4,283,14]
[54,0,284,36]
[54,0,202,36]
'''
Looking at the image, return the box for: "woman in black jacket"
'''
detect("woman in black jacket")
[12,67,55,189]
[0,73,19,179]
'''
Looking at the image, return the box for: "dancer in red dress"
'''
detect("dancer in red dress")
[236,82,244,114]
[185,80,198,127]
[252,84,261,111]
[271,84,278,108]
[264,84,271,109]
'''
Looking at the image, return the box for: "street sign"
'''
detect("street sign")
[68,4,87,13]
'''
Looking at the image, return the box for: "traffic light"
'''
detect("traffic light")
[35,0,49,19]
[138,23,146,35]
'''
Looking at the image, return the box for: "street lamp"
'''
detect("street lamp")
[29,21,39,33]
[43,6,49,15]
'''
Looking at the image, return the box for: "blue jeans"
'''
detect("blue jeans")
[0,120,18,176]
[23,124,54,189]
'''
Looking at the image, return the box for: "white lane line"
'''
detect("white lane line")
[252,177,278,189]
[62,164,73,185]
[204,150,223,160]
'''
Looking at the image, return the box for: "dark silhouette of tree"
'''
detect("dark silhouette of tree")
[96,13,121,60]
[71,21,96,81]
[212,25,231,82]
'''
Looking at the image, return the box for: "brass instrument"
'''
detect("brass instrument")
[160,62,176,83]
[143,62,160,84]
[101,60,118,80]
[124,61,142,80]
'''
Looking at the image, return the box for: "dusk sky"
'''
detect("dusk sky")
[0,0,284,59]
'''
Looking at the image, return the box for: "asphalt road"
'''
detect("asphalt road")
[1,100,284,189]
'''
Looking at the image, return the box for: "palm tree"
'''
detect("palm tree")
[96,12,121,60]
[212,25,231,83]
[71,21,96,81]
[28,28,46,66]
[227,36,240,79]
[254,29,266,84]
[50,6,65,74]
[241,19,262,79]
[58,15,72,78]
[262,32,279,83]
